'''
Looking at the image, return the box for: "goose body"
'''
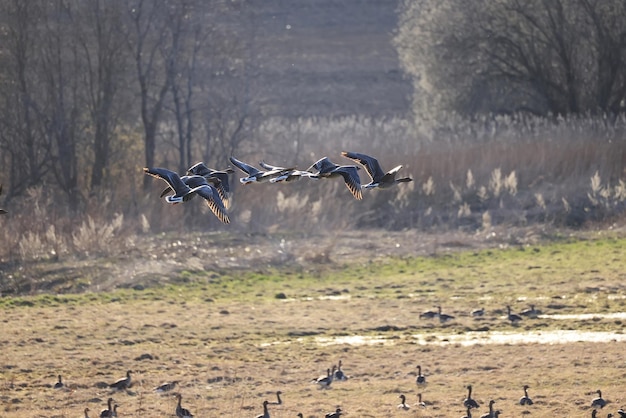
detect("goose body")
[144,167,230,224]
[520,304,541,317]
[325,408,342,418]
[176,394,194,418]
[463,385,480,409]
[333,360,347,381]
[438,306,455,322]
[229,156,291,184]
[154,380,179,393]
[99,398,114,418]
[341,151,412,189]
[507,305,522,324]
[416,393,426,408]
[109,370,132,390]
[419,308,438,319]
[591,389,606,409]
[519,385,534,405]
[255,400,270,418]
[397,394,410,410]
[306,157,362,200]
[316,366,336,388]
[416,365,426,384]
[471,307,485,317]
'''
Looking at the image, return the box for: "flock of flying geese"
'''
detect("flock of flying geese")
[143,151,413,224]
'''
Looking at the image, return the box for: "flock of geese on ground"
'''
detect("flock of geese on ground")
[53,357,625,417]
[143,151,413,224]
[419,304,541,324]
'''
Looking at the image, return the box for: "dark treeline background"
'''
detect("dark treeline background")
[1,0,626,263]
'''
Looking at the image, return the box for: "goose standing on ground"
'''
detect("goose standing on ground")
[230,156,292,184]
[53,374,64,389]
[306,157,362,200]
[0,185,7,215]
[416,365,426,384]
[463,385,480,409]
[461,406,473,418]
[438,306,455,322]
[520,304,541,317]
[154,380,179,393]
[255,400,270,418]
[144,167,230,223]
[316,366,336,388]
[617,409,626,417]
[506,305,522,324]
[83,407,91,418]
[109,370,132,390]
[479,400,495,418]
[591,389,607,409]
[471,307,485,317]
[416,393,426,408]
[397,394,410,410]
[99,398,114,418]
[519,385,534,405]
[111,404,118,418]
[176,394,194,418]
[333,360,347,381]
[341,151,412,189]
[268,391,282,405]
[325,408,342,418]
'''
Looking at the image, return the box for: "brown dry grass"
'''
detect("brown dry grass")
[2,233,626,417]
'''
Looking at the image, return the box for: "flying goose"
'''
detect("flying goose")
[397,394,410,410]
[176,393,194,418]
[258,161,315,183]
[154,380,179,393]
[229,156,293,184]
[53,374,64,389]
[144,167,230,224]
[268,391,282,405]
[341,151,412,189]
[591,389,606,409]
[99,398,114,418]
[255,400,270,418]
[519,385,533,405]
[185,162,233,207]
[325,408,342,418]
[463,385,480,409]
[109,370,132,390]
[416,365,426,384]
[306,157,362,200]
[0,184,7,214]
[479,400,495,418]
[506,305,522,324]
[333,360,347,381]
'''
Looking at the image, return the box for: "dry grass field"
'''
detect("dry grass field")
[2,228,626,417]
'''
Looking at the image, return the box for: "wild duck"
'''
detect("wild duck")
[229,156,292,184]
[341,151,412,189]
[0,184,7,214]
[416,365,426,384]
[255,400,270,418]
[506,305,522,324]
[99,398,114,418]
[176,394,194,418]
[144,167,230,224]
[109,370,132,390]
[591,389,606,409]
[519,385,534,405]
[325,408,342,418]
[333,360,347,381]
[397,394,410,410]
[53,374,64,389]
[306,157,362,200]
[463,385,480,409]
[154,380,179,393]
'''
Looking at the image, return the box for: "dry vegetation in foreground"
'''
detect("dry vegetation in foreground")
[1,234,626,417]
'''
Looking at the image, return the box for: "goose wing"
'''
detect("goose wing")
[144,167,191,197]
[229,156,262,176]
[341,151,386,182]
[194,185,230,224]
[307,157,337,175]
[334,166,362,200]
